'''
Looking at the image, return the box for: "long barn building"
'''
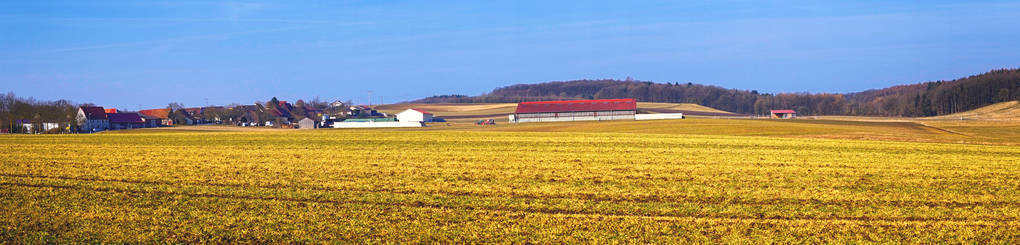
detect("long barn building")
[510,98,637,123]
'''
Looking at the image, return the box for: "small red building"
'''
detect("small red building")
[770,110,796,119]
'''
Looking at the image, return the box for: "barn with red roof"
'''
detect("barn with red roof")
[770,109,797,119]
[139,108,173,126]
[510,98,638,123]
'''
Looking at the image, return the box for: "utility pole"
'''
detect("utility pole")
[367,91,373,107]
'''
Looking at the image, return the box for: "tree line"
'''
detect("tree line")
[0,92,79,133]
[412,68,1020,116]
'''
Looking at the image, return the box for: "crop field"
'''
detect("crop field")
[2,120,1019,243]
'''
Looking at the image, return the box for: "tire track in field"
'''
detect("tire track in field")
[4,173,1020,209]
[2,181,1017,225]
[915,122,971,137]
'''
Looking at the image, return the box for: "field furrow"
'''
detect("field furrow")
[1,128,1018,242]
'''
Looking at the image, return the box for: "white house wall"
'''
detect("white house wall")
[396,109,433,122]
[332,121,424,128]
[635,113,685,120]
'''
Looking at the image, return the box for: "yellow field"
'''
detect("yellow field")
[2,118,1019,243]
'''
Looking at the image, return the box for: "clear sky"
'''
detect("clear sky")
[2,0,1019,110]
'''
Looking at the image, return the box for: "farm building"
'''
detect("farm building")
[331,117,423,128]
[396,108,434,122]
[108,113,145,130]
[297,118,316,129]
[510,98,637,123]
[76,106,109,132]
[139,109,173,126]
[139,114,163,128]
[770,110,797,119]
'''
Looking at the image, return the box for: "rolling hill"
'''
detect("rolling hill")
[925,101,1020,121]
[411,68,1020,117]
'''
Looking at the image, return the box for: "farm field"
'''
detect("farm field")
[2,118,1019,243]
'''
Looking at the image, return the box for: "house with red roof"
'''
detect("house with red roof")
[183,107,204,124]
[139,114,163,128]
[510,98,637,123]
[139,109,173,126]
[76,106,109,132]
[396,108,434,122]
[770,110,797,119]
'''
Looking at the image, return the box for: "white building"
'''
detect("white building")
[297,118,316,129]
[332,121,424,128]
[329,100,345,108]
[41,122,60,132]
[396,108,434,122]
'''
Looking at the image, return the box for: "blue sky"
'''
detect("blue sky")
[2,0,1019,110]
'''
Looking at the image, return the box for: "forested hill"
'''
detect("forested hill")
[411,69,1020,116]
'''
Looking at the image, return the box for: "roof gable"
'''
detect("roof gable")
[408,108,432,114]
[79,106,108,120]
[139,109,170,119]
[139,114,162,120]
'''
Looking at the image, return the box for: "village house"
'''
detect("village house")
[139,109,174,126]
[77,106,109,132]
[183,108,205,124]
[329,100,345,108]
[139,114,163,128]
[236,105,264,126]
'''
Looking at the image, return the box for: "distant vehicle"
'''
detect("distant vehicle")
[475,119,496,125]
